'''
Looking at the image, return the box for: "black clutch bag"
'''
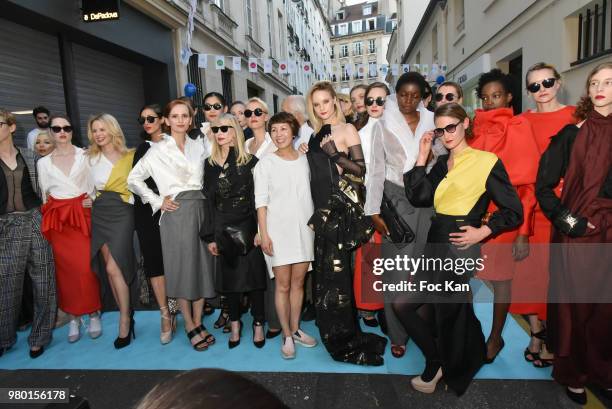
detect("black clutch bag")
[217,218,257,258]
[379,193,415,243]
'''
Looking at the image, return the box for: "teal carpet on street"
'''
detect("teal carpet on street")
[1,301,551,380]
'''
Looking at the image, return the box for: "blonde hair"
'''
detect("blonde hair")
[87,113,129,157]
[307,81,346,133]
[246,97,269,113]
[0,109,16,127]
[36,129,55,145]
[208,114,251,167]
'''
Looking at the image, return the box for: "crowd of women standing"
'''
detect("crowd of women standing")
[0,60,609,404]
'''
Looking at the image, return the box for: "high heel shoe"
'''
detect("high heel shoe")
[160,306,176,345]
[484,338,505,364]
[214,310,231,333]
[29,346,44,359]
[565,387,587,405]
[252,321,265,349]
[228,320,243,349]
[114,311,135,350]
[411,367,443,394]
[197,325,215,347]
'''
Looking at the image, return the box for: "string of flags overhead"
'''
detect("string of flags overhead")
[194,53,448,82]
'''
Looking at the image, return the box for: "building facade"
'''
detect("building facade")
[330,0,397,93]
[394,0,612,114]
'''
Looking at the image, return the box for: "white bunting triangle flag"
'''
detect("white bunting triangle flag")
[288,60,297,74]
[345,64,354,77]
[215,55,225,70]
[369,63,377,77]
[357,64,365,77]
[441,63,448,74]
[412,63,420,73]
[198,54,208,68]
[402,64,410,74]
[391,64,399,76]
[431,63,440,76]
[248,57,258,73]
[421,64,429,79]
[232,56,242,71]
[279,61,288,74]
[263,59,273,73]
[380,64,389,76]
[303,62,311,74]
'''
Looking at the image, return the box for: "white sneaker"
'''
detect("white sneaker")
[281,336,295,359]
[68,319,82,343]
[292,329,317,347]
[88,314,102,339]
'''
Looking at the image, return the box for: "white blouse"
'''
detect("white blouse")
[245,132,277,158]
[358,117,379,185]
[37,146,94,203]
[89,153,134,204]
[127,134,208,214]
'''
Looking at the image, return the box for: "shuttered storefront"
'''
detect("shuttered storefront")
[0,18,65,146]
[72,43,145,147]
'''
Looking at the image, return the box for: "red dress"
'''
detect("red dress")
[509,106,576,319]
[42,194,101,315]
[470,108,540,281]
[354,231,384,310]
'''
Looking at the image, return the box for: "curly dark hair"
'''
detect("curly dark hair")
[476,68,515,99]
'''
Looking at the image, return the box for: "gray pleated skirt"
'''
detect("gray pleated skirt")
[91,191,136,310]
[159,190,215,300]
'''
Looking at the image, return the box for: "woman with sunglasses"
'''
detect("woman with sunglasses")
[128,99,216,352]
[244,97,275,159]
[304,81,386,366]
[397,103,522,395]
[434,81,464,108]
[230,101,253,140]
[202,114,267,349]
[535,61,612,406]
[132,104,176,344]
[350,84,368,130]
[510,63,577,368]
[470,69,540,363]
[353,82,389,328]
[37,116,102,344]
[87,114,138,349]
[364,72,442,360]
[201,92,228,147]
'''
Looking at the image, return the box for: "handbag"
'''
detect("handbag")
[380,192,415,243]
[218,218,257,258]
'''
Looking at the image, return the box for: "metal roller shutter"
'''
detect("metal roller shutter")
[0,18,65,146]
[72,43,145,147]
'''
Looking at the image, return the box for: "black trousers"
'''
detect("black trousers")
[226,290,264,323]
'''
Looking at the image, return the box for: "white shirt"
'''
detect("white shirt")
[293,122,314,149]
[37,147,94,203]
[89,152,135,204]
[358,117,379,185]
[245,132,276,158]
[127,134,208,214]
[27,128,45,150]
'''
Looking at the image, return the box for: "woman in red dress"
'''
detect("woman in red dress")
[536,62,612,405]
[38,115,102,343]
[470,69,540,363]
[514,63,576,367]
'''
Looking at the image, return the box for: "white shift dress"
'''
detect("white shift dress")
[254,153,314,276]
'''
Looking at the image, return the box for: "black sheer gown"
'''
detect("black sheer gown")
[307,124,387,366]
[399,147,523,395]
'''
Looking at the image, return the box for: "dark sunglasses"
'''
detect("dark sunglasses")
[434,92,456,102]
[138,115,159,125]
[211,125,233,133]
[244,108,266,118]
[204,103,223,111]
[433,121,461,138]
[527,78,556,93]
[51,125,73,133]
[365,97,386,107]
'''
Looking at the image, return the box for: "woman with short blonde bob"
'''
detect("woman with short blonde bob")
[202,114,267,350]
[128,100,216,352]
[244,97,276,158]
[303,81,386,366]
[88,113,136,349]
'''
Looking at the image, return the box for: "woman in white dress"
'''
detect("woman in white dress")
[38,115,102,343]
[254,112,317,359]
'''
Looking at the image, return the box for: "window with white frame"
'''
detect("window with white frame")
[352,20,362,33]
[455,0,465,32]
[368,61,377,78]
[246,0,254,37]
[330,45,335,59]
[340,44,349,58]
[338,23,348,35]
[336,10,345,20]
[363,5,372,16]
[354,41,363,56]
[366,18,376,30]
[368,39,376,53]
[341,65,349,81]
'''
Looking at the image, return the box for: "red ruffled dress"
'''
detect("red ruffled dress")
[510,106,576,319]
[470,108,540,281]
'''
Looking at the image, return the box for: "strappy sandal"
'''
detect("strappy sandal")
[197,325,216,347]
[203,302,215,316]
[214,310,231,333]
[187,328,208,351]
[391,344,406,358]
[160,306,176,345]
[525,329,553,368]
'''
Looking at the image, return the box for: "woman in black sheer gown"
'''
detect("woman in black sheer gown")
[396,104,523,395]
[305,81,387,366]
